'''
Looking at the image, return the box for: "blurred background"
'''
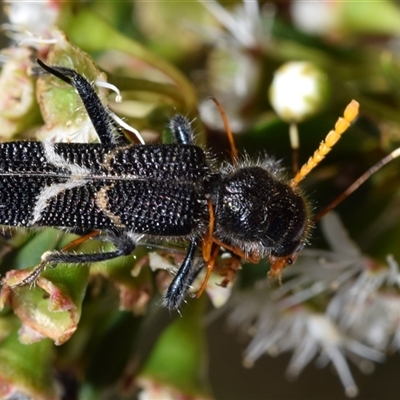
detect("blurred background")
[1,1,400,399]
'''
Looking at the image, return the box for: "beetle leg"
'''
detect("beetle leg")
[168,114,195,145]
[37,59,129,146]
[163,239,200,310]
[13,230,136,287]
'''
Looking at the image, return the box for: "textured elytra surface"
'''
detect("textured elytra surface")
[0,141,210,236]
[0,142,207,178]
[0,139,310,256]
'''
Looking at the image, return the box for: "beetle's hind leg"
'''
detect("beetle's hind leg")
[13,230,136,287]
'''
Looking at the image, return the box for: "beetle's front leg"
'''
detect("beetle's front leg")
[163,239,203,310]
[168,115,195,145]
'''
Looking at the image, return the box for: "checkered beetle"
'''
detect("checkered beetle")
[1,59,363,310]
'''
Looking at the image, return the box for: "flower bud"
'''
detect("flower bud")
[269,61,329,122]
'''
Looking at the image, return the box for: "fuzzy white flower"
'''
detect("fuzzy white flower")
[291,0,337,36]
[3,0,59,45]
[223,212,399,397]
[269,61,329,123]
[328,255,400,351]
[199,0,270,49]
[197,0,275,132]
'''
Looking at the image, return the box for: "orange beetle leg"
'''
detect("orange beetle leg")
[196,244,220,298]
[196,199,219,298]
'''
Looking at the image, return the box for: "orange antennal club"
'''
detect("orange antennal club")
[290,100,359,188]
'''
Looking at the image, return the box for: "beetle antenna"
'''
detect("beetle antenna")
[314,147,400,222]
[290,100,359,188]
[209,96,238,161]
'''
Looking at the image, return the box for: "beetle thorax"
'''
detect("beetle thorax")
[209,164,309,258]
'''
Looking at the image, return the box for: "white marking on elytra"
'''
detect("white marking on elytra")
[29,141,91,225]
[42,140,91,176]
[30,180,88,225]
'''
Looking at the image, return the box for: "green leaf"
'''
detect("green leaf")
[139,297,211,397]
[340,1,400,35]
[0,332,56,399]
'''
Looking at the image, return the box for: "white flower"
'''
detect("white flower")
[291,0,337,36]
[199,0,271,49]
[269,61,329,122]
[328,255,400,352]
[197,0,275,132]
[223,212,399,397]
[3,0,59,45]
